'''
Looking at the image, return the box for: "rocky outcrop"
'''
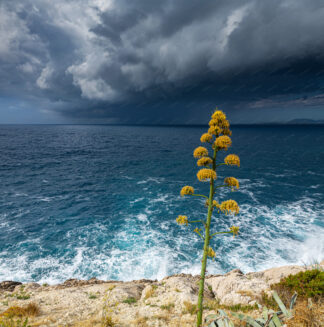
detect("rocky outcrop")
[0,281,22,292]
[0,261,322,326]
[205,264,308,305]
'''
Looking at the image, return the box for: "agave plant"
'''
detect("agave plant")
[205,291,297,327]
[205,309,234,327]
[175,109,241,326]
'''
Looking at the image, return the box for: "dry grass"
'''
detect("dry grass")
[182,301,197,315]
[131,316,149,327]
[144,287,155,299]
[101,315,116,327]
[287,299,324,327]
[0,303,40,318]
[72,317,102,327]
[152,312,170,322]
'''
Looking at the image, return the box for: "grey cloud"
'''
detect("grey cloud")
[0,0,324,122]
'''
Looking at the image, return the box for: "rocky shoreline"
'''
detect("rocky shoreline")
[0,261,323,326]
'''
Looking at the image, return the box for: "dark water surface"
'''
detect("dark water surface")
[0,125,323,283]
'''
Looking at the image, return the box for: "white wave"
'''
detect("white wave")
[0,195,322,283]
[137,213,148,222]
[137,177,165,184]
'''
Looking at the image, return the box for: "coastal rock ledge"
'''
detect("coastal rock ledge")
[1,262,323,326]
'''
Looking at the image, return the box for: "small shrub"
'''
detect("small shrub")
[122,297,136,304]
[88,293,97,300]
[271,269,324,301]
[101,315,115,327]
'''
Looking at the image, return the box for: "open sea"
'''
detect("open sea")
[0,125,323,284]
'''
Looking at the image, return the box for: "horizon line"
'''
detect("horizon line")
[0,122,324,127]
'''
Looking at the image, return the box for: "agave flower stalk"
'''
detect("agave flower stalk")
[176,109,240,327]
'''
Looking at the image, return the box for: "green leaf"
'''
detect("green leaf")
[262,307,269,320]
[271,313,283,327]
[290,292,298,310]
[231,312,263,327]
[205,314,219,323]
[272,291,291,318]
[218,309,229,317]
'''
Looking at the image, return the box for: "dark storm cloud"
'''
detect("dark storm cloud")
[0,0,324,123]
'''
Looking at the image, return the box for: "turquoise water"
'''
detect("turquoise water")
[0,125,323,283]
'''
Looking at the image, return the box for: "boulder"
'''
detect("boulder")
[0,281,22,292]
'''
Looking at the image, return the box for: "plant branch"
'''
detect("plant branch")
[210,231,232,238]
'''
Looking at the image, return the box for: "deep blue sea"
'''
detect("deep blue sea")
[0,125,323,284]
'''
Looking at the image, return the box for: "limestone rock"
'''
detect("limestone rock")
[0,281,22,292]
[206,268,268,305]
[247,265,306,285]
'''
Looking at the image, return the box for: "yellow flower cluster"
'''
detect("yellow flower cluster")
[197,169,217,181]
[180,186,194,196]
[211,110,230,130]
[200,133,213,143]
[197,157,213,167]
[214,136,232,150]
[230,226,239,237]
[222,128,232,136]
[208,119,218,127]
[211,110,226,121]
[208,125,221,136]
[219,200,239,215]
[207,247,216,258]
[193,146,208,158]
[224,154,240,167]
[224,177,239,189]
[205,199,220,208]
[176,215,188,225]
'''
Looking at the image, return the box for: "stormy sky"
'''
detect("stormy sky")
[0,0,324,124]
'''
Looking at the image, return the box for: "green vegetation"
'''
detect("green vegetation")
[271,269,324,300]
[88,293,97,300]
[206,291,297,327]
[160,303,175,312]
[204,299,258,313]
[122,297,137,304]
[0,318,29,327]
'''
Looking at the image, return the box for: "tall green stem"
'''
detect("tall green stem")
[196,148,217,326]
